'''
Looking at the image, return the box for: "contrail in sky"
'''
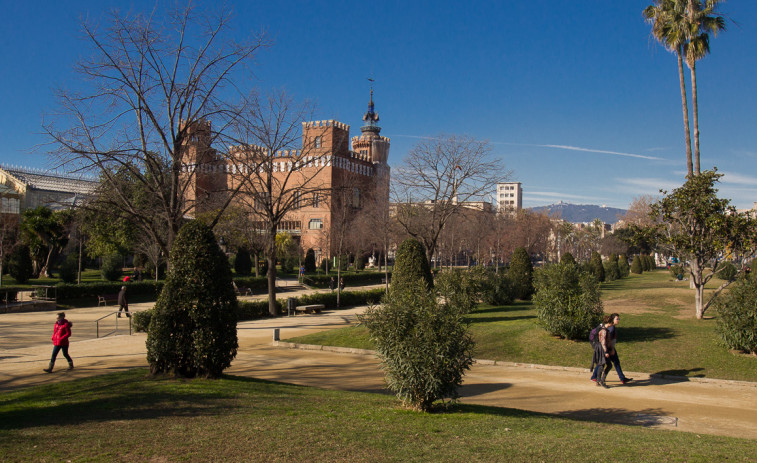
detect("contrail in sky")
[392,135,664,161]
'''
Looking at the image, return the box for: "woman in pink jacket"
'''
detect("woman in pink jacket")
[43,312,74,373]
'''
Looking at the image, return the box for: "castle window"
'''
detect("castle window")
[314,136,322,149]
[293,191,302,209]
[312,193,320,208]
[352,187,361,208]
[309,218,323,230]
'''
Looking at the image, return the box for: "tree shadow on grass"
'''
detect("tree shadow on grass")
[619,326,675,343]
[651,367,705,381]
[474,301,532,314]
[468,315,536,325]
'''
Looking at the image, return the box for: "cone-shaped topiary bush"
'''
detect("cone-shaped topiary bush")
[391,238,433,291]
[560,252,576,266]
[234,247,252,275]
[304,248,316,273]
[618,255,630,277]
[631,255,643,274]
[146,221,238,378]
[589,251,605,283]
[8,244,33,284]
[510,247,534,300]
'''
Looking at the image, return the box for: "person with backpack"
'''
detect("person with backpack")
[589,313,633,387]
[589,315,614,388]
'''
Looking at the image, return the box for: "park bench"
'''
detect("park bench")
[293,304,325,315]
[98,294,119,306]
[235,286,252,296]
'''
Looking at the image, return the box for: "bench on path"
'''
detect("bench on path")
[292,304,325,316]
[98,294,119,306]
[235,286,252,296]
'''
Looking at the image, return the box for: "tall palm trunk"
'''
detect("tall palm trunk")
[676,46,694,177]
[689,59,701,175]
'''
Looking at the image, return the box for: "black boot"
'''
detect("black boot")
[599,370,610,389]
[67,361,74,370]
[43,362,54,373]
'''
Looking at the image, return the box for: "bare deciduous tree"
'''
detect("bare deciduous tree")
[393,135,509,263]
[44,4,267,263]
[229,90,334,316]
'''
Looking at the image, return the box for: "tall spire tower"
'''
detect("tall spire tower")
[352,80,390,165]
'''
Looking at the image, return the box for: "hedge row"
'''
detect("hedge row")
[133,288,387,332]
[55,281,164,302]
[303,272,389,288]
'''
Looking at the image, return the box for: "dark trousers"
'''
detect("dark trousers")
[119,304,131,317]
[51,345,72,364]
[591,351,627,381]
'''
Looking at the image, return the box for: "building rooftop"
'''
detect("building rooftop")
[1,165,99,195]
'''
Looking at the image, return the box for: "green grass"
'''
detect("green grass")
[289,270,757,382]
[1,369,754,462]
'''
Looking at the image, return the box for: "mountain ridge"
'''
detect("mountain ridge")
[528,202,627,224]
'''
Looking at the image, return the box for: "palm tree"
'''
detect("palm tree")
[644,1,726,177]
[644,0,694,177]
[683,0,726,175]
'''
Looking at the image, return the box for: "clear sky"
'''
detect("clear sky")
[2,1,756,210]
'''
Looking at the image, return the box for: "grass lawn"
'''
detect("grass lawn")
[1,369,755,462]
[289,270,757,382]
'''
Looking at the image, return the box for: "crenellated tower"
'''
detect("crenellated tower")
[179,119,227,216]
[351,86,390,202]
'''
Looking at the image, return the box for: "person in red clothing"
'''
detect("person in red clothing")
[43,312,74,373]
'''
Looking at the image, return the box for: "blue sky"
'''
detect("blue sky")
[2,0,756,210]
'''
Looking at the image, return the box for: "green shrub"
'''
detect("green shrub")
[716,262,738,281]
[713,273,757,354]
[631,256,643,274]
[639,255,651,272]
[433,268,481,314]
[101,254,123,281]
[392,239,433,291]
[132,309,153,332]
[533,262,604,340]
[146,221,238,378]
[59,253,79,284]
[669,264,685,279]
[510,247,533,300]
[234,248,252,275]
[304,249,316,273]
[604,254,620,282]
[618,255,630,277]
[355,255,366,271]
[561,252,576,266]
[359,278,474,412]
[482,271,515,306]
[8,244,33,284]
[589,251,605,283]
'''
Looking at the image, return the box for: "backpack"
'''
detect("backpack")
[589,324,605,348]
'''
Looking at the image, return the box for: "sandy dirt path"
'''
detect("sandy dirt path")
[2,305,755,440]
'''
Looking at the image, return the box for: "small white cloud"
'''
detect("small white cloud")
[720,171,757,185]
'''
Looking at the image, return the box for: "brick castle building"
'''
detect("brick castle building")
[181,91,390,264]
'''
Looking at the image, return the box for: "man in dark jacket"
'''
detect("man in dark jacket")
[118,285,131,318]
[44,312,73,372]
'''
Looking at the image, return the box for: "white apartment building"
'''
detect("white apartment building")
[496,182,522,211]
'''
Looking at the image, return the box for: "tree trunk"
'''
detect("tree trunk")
[267,226,278,316]
[676,48,694,177]
[695,283,705,319]
[690,59,700,175]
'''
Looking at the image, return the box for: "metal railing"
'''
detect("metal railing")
[95,312,132,338]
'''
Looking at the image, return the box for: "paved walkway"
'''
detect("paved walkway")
[1,292,756,440]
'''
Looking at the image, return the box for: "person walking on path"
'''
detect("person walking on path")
[590,313,633,385]
[591,315,614,388]
[339,277,345,291]
[117,285,131,318]
[43,312,74,373]
[329,277,336,291]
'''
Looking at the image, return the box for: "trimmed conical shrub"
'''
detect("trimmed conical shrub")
[304,248,316,273]
[146,221,238,378]
[234,247,252,275]
[510,247,534,300]
[392,238,433,291]
[560,252,576,266]
[589,251,605,282]
[631,256,643,274]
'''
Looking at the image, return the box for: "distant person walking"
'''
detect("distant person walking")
[43,312,73,373]
[329,277,336,291]
[118,285,131,318]
[339,277,345,291]
[590,315,614,388]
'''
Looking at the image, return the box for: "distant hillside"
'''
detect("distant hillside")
[529,202,627,224]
